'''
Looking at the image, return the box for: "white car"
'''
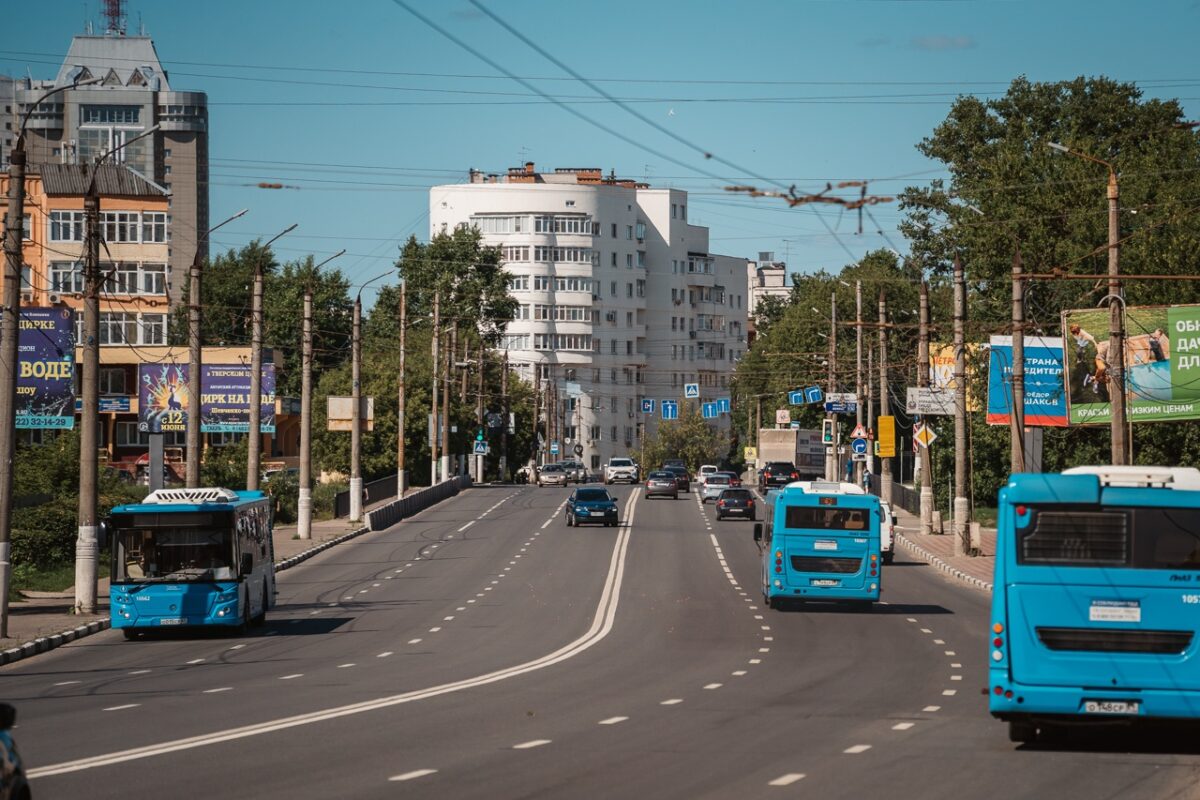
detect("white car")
[879,500,896,564]
[605,457,640,484]
[697,465,719,485]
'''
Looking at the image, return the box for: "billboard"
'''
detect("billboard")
[138,363,190,434]
[986,336,1068,427]
[17,307,75,429]
[930,343,983,411]
[1064,304,1200,425]
[200,364,275,433]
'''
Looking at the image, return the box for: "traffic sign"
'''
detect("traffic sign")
[641,398,655,414]
[804,386,823,404]
[851,423,868,439]
[702,402,718,419]
[824,401,856,414]
[827,392,858,404]
[683,383,700,399]
[788,389,806,405]
[574,443,584,456]
[851,438,868,455]
[776,409,792,425]
[906,386,955,416]
[486,411,504,429]
[473,440,489,455]
[914,422,938,448]
[550,441,560,455]
[661,400,679,420]
[716,397,731,414]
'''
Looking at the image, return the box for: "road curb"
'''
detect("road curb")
[896,532,993,593]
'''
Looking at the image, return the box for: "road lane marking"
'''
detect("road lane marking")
[749,659,762,664]
[759,648,770,653]
[599,717,628,725]
[378,652,394,658]
[186,659,205,665]
[203,688,232,694]
[408,639,422,644]
[660,699,683,705]
[338,664,355,669]
[732,670,747,676]
[444,616,455,621]
[933,639,945,644]
[923,705,941,712]
[920,628,932,634]
[513,740,551,750]
[945,651,956,656]
[279,674,303,680]
[942,689,957,696]
[457,522,474,532]
[456,607,465,612]
[892,722,915,731]
[429,627,441,633]
[906,618,917,623]
[28,488,644,780]
[763,637,774,642]
[128,670,151,675]
[704,683,723,690]
[951,663,962,668]
[230,645,246,650]
[54,681,82,686]
[373,583,381,588]
[843,744,872,754]
[104,704,140,712]
[950,675,962,681]
[390,769,438,782]
[768,774,806,786]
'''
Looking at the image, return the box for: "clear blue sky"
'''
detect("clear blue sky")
[7,0,1198,309]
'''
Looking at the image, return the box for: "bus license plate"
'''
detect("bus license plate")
[1084,700,1138,715]
[814,540,838,551]
[811,579,839,587]
[159,618,185,626]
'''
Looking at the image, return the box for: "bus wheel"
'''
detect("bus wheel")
[123,629,138,641]
[1008,720,1037,744]
[768,596,784,611]
[253,586,268,626]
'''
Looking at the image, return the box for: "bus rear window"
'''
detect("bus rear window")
[1018,507,1200,570]
[784,506,869,531]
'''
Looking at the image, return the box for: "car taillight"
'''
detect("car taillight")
[717,500,725,507]
[747,499,754,506]
[790,472,798,479]
[774,549,783,574]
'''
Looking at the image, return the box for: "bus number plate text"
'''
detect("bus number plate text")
[814,541,838,551]
[159,618,185,626]
[1084,700,1138,715]
[811,579,839,587]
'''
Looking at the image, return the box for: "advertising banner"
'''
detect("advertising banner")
[138,363,189,434]
[986,336,1068,427]
[1063,304,1200,425]
[16,307,75,429]
[201,364,276,433]
[930,343,983,411]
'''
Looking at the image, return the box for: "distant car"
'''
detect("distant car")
[664,465,691,493]
[662,458,686,470]
[714,470,742,488]
[605,457,640,484]
[697,465,719,485]
[879,499,896,564]
[760,461,800,489]
[0,703,29,800]
[561,461,589,483]
[537,463,568,487]
[644,470,679,500]
[701,474,732,503]
[565,487,619,527]
[715,487,756,521]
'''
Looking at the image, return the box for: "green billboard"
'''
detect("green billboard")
[1063,303,1200,424]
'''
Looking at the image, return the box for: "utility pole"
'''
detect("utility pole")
[867,345,875,477]
[1106,170,1128,465]
[918,280,933,535]
[350,294,363,522]
[298,287,313,539]
[534,366,542,466]
[1011,249,1025,475]
[827,292,838,482]
[878,289,892,505]
[500,350,509,482]
[953,257,971,554]
[246,224,296,491]
[440,326,452,479]
[397,283,407,493]
[475,344,484,481]
[855,280,864,485]
[430,290,440,484]
[74,171,101,615]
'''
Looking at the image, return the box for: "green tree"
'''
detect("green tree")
[640,404,730,473]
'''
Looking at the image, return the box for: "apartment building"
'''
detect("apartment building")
[429,164,749,469]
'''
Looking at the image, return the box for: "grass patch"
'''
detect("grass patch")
[973,506,998,527]
[8,562,110,603]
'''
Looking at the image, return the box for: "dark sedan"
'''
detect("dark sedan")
[760,461,800,489]
[644,470,679,500]
[664,465,691,493]
[715,488,757,520]
[565,487,619,527]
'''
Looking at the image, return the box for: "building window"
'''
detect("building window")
[610,223,617,238]
[636,279,645,298]
[502,245,529,262]
[49,211,85,242]
[471,215,525,234]
[141,212,167,243]
[626,340,633,356]
[626,254,633,268]
[99,312,137,344]
[610,252,617,267]
[671,203,677,219]
[609,281,617,297]
[626,283,633,298]
[610,340,617,355]
[142,263,166,295]
[635,222,645,240]
[507,275,529,292]
[637,251,646,268]
[141,314,166,345]
[99,367,126,394]
[102,211,140,243]
[49,261,85,293]
[500,333,529,350]
[626,225,633,240]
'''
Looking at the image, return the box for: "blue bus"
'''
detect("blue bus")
[990,466,1200,743]
[106,488,276,638]
[754,481,882,610]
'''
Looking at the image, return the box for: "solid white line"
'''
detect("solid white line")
[892,722,915,731]
[104,704,140,712]
[203,688,232,694]
[54,681,82,686]
[844,744,872,754]
[186,659,204,665]
[513,739,551,750]
[30,489,642,780]
[660,698,683,705]
[598,716,628,725]
[389,769,438,782]
[923,705,941,712]
[768,773,806,786]
[338,664,355,669]
[279,674,303,680]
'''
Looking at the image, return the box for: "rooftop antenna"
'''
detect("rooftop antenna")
[103,0,126,36]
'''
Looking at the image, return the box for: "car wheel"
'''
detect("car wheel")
[566,514,573,527]
[715,513,723,521]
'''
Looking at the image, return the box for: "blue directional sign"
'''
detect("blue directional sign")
[550,441,560,455]
[825,402,855,414]
[851,438,868,455]
[661,400,679,420]
[716,397,731,414]
[788,389,806,405]
[641,398,655,414]
[683,383,700,400]
[702,402,718,419]
[804,386,824,404]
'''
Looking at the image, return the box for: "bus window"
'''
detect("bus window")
[784,506,868,531]
[114,527,235,582]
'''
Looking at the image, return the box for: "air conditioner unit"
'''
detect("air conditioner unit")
[47,292,62,305]
[19,292,32,305]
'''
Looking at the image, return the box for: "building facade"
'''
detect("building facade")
[430,164,749,470]
[746,252,791,344]
[1,31,208,312]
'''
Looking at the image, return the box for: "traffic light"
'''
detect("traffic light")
[476,428,485,442]
[821,418,834,444]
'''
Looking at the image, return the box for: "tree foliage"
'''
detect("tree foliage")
[638,404,730,473]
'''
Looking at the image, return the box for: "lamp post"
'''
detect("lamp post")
[1048,141,1127,465]
[349,269,390,521]
[0,75,101,637]
[186,208,248,488]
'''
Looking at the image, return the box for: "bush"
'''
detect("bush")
[12,501,79,570]
[264,470,300,524]
[314,482,347,520]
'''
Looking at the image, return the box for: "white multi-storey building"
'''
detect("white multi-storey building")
[429,164,749,470]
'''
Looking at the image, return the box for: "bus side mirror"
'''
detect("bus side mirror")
[97,519,111,546]
[753,523,763,543]
[0,703,15,730]
[240,553,253,576]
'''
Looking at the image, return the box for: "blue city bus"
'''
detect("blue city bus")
[106,488,276,639]
[754,481,882,610]
[990,466,1200,743]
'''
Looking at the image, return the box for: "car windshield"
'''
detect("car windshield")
[666,466,687,475]
[722,489,752,499]
[541,465,563,472]
[576,489,611,502]
[767,463,795,471]
[611,459,633,467]
[707,476,730,485]
[114,527,234,582]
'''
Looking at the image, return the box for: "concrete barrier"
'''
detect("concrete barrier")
[366,475,472,532]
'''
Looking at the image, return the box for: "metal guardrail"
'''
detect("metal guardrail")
[365,475,472,532]
[334,473,399,518]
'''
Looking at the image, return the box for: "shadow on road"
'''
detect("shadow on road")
[1017,722,1200,755]
[768,601,953,615]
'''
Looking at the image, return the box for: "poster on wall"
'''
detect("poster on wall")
[138,363,189,433]
[1063,304,1200,425]
[200,364,276,433]
[986,335,1068,427]
[16,307,75,429]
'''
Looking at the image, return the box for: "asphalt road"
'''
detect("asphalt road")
[6,485,1200,799]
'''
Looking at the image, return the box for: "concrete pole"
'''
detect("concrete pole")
[298,288,313,540]
[74,178,101,615]
[827,292,838,482]
[1107,171,1128,465]
[918,280,934,535]
[533,365,542,466]
[440,326,452,480]
[953,258,971,555]
[500,350,509,482]
[855,280,864,486]
[475,344,485,481]
[1011,249,1025,475]
[349,296,363,521]
[397,283,407,494]
[0,144,25,635]
[246,259,265,491]
[866,345,875,477]
[430,290,440,485]
[878,289,892,506]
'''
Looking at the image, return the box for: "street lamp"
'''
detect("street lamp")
[1047,141,1127,465]
[186,208,248,488]
[351,267,391,522]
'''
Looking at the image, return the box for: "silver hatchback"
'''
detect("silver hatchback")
[701,474,732,503]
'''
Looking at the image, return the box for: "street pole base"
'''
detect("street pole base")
[919,487,934,536]
[952,496,971,556]
[349,477,363,522]
[298,489,313,540]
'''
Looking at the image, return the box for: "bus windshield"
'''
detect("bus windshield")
[784,506,869,532]
[114,527,236,582]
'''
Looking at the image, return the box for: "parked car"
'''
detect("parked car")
[605,457,640,484]
[715,487,757,521]
[664,465,691,493]
[697,464,719,485]
[537,463,568,487]
[879,499,896,564]
[644,470,679,500]
[565,487,619,527]
[714,470,742,488]
[0,703,29,800]
[760,461,800,489]
[701,474,733,503]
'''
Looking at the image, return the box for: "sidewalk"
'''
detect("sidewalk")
[890,504,997,591]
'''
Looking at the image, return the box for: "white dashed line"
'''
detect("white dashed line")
[768,773,806,787]
[389,769,438,782]
[844,744,872,754]
[749,659,762,664]
[104,704,140,712]
[906,618,917,623]
[892,722,915,731]
[408,639,422,644]
[923,705,941,713]
[279,674,303,680]
[660,699,683,706]
[704,683,723,690]
[732,670,748,676]
[945,651,956,656]
[128,669,151,675]
[763,636,774,642]
[230,644,246,650]
[513,739,551,750]
[338,664,356,669]
[933,639,945,644]
[951,663,962,668]
[203,687,232,694]
[950,675,962,681]
[444,616,455,621]
[598,717,628,725]
[457,522,474,532]
[759,648,770,653]
[186,659,205,665]
[456,607,466,612]
[53,681,81,686]
[920,628,932,634]
[429,627,441,633]
[378,652,394,658]
[942,689,957,696]
[372,583,381,588]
